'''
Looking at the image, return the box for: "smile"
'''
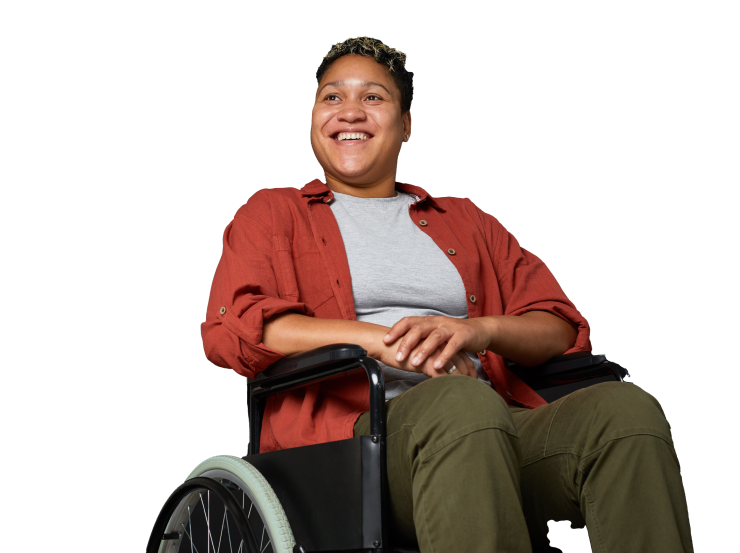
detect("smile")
[333,138,370,146]
[332,132,373,144]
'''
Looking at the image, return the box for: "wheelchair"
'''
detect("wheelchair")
[147,344,628,553]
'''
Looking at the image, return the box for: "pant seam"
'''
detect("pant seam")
[415,425,519,463]
[578,432,675,472]
[417,481,437,553]
[583,485,607,553]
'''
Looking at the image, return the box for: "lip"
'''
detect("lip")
[331,137,372,148]
[329,128,375,140]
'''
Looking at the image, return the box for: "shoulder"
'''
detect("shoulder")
[234,187,305,221]
[432,195,505,231]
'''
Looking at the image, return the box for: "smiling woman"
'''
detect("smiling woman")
[201,37,694,552]
[311,52,411,196]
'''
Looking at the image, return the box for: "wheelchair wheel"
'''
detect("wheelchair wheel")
[148,455,295,553]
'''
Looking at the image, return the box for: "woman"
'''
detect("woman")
[202,38,692,553]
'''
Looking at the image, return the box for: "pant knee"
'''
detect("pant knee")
[571,382,672,441]
[404,376,518,442]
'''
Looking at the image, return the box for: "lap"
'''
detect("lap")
[512,381,673,466]
[356,378,671,455]
[353,378,676,546]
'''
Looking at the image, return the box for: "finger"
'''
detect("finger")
[383,317,418,344]
[422,363,448,379]
[449,353,476,378]
[447,354,464,376]
[460,353,477,378]
[444,360,465,377]
[432,332,472,370]
[395,320,441,362]
[409,328,452,366]
[453,351,478,378]
[415,345,448,378]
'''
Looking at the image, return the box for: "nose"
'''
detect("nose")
[337,98,367,123]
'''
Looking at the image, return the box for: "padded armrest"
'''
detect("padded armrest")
[256,348,626,403]
[247,348,629,451]
[248,344,367,395]
[507,351,632,390]
[247,344,385,454]
[259,343,368,382]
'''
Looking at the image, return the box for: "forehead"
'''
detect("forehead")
[318,55,396,90]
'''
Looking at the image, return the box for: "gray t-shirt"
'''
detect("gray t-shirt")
[329,191,491,399]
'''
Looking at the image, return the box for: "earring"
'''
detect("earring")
[404,134,410,142]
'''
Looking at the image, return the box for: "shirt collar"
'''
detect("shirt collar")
[299,179,446,211]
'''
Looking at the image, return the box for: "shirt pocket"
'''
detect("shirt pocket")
[272,235,300,301]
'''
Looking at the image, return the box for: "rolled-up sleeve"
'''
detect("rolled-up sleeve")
[201,199,314,377]
[493,221,592,354]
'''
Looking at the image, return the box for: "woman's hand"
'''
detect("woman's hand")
[378,333,477,378]
[383,316,493,372]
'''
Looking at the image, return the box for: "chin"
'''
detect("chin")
[331,160,372,180]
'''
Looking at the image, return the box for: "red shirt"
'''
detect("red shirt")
[202,180,591,452]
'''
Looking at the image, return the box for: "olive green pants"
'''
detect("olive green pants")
[354,377,693,553]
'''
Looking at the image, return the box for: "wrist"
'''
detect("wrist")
[361,323,392,361]
[477,316,501,352]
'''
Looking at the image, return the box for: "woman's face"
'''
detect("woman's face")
[311,55,411,194]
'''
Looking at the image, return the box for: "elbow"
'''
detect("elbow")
[558,322,578,355]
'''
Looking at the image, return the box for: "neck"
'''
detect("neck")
[324,173,397,198]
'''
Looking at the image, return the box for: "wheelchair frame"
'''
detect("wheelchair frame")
[148,345,628,553]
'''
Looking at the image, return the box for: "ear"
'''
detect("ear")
[403,111,412,141]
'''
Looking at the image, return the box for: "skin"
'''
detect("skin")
[311,54,480,378]
[310,55,410,199]
[311,54,575,378]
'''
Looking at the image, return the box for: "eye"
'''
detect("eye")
[366,94,382,101]
[324,94,382,101]
[325,94,341,101]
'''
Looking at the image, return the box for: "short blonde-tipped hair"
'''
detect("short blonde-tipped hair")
[316,37,414,112]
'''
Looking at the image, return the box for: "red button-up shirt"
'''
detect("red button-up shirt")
[202,180,591,452]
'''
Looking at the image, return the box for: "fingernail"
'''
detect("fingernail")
[396,352,403,361]
[384,333,390,341]
[412,355,421,365]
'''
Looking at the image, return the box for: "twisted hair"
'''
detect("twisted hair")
[316,37,414,112]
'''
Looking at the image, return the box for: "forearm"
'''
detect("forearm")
[262,312,390,359]
[481,311,577,367]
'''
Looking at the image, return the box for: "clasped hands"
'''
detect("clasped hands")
[378,316,493,379]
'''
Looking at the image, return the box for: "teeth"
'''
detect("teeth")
[336,132,370,141]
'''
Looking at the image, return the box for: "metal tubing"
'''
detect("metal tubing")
[359,357,386,441]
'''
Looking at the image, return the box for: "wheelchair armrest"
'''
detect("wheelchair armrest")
[247,344,385,455]
[247,344,367,396]
[507,352,629,391]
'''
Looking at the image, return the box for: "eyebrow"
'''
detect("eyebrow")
[317,80,393,96]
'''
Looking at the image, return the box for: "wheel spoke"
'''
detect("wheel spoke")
[199,492,217,553]
[182,521,202,553]
[217,510,226,553]
[225,511,233,553]
[156,471,284,553]
[188,506,194,553]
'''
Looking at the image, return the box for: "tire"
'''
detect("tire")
[151,455,295,553]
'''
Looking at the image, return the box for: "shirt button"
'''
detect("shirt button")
[219,306,227,315]
[447,248,456,255]
[505,391,513,398]
[469,295,476,303]
[419,219,428,226]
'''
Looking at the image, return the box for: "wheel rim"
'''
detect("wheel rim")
[152,475,274,553]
